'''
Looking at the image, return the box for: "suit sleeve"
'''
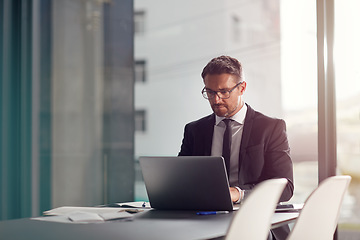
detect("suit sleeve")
[178,124,193,156]
[241,119,294,202]
[265,119,294,201]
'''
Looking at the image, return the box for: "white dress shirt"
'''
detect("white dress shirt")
[211,104,247,201]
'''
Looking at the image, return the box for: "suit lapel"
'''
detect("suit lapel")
[203,114,215,156]
[238,104,255,179]
[240,104,255,152]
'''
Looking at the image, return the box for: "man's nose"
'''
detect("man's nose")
[213,94,222,103]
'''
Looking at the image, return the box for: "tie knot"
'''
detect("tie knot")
[223,119,232,127]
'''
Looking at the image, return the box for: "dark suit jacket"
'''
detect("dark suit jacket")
[178,104,294,202]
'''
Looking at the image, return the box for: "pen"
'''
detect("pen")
[196,211,229,215]
[124,209,144,213]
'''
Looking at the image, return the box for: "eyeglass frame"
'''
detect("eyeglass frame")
[201,81,243,100]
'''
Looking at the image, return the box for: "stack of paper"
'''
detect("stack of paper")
[34,206,139,223]
[66,210,134,223]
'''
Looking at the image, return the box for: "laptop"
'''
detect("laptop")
[139,156,234,211]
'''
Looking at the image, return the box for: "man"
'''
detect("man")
[178,55,294,240]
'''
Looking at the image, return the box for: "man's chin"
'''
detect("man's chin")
[213,110,228,117]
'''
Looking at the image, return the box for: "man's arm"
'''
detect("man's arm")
[239,119,294,202]
[264,119,294,201]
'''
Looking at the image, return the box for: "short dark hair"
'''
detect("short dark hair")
[201,55,243,82]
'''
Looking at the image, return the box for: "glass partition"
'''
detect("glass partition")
[134,0,319,207]
[34,0,135,211]
[334,0,360,235]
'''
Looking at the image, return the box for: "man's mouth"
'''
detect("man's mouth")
[214,104,225,108]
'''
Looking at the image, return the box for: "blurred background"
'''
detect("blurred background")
[134,2,360,239]
[1,0,359,238]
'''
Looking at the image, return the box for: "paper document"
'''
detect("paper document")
[44,206,127,216]
[97,201,151,208]
[67,211,134,222]
[38,206,139,224]
[68,212,104,223]
[117,201,150,208]
[100,211,134,221]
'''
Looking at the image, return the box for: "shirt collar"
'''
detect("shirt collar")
[215,103,247,126]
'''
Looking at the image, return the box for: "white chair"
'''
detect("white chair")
[286,175,351,240]
[225,178,288,240]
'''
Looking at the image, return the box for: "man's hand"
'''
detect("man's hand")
[229,187,240,203]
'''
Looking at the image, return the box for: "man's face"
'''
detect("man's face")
[203,73,246,118]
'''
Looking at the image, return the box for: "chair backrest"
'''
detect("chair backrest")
[287,175,351,240]
[225,178,288,240]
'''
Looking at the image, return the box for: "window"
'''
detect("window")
[334,1,360,235]
[134,0,318,207]
[135,60,146,83]
[135,110,146,132]
[134,10,145,35]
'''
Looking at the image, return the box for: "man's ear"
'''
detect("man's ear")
[239,81,247,94]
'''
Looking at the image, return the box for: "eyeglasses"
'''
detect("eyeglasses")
[201,82,243,100]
